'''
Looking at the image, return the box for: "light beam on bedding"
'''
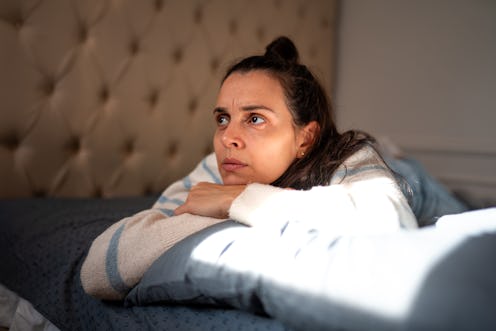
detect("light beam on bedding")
[186,208,496,330]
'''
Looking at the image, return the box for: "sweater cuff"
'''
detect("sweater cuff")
[229,183,290,227]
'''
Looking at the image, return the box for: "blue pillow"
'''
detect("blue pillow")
[125,207,496,331]
[124,221,244,307]
[384,156,468,225]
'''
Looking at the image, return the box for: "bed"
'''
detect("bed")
[1,1,496,331]
[0,196,291,330]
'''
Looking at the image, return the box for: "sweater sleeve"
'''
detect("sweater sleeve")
[152,153,221,216]
[80,210,226,300]
[80,153,223,300]
[229,147,417,234]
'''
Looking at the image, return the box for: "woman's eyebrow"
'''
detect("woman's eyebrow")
[213,107,227,114]
[213,105,274,114]
[241,104,275,112]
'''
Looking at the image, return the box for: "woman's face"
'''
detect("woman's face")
[213,70,307,185]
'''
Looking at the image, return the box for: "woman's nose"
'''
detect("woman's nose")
[221,123,245,149]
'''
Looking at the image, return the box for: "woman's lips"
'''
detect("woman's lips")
[222,158,247,172]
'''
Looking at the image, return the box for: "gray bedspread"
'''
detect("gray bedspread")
[0,197,288,331]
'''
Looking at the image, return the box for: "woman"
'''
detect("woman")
[81,36,417,300]
[172,36,416,228]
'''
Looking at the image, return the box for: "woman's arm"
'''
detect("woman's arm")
[230,147,417,233]
[152,153,221,216]
[176,147,417,234]
[80,153,225,300]
[230,178,416,234]
[174,182,245,219]
[80,210,226,300]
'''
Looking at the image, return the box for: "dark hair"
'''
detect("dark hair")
[223,36,374,190]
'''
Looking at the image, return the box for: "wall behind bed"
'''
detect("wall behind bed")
[0,0,337,198]
[335,0,496,207]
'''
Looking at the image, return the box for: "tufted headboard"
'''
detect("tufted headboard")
[0,0,338,198]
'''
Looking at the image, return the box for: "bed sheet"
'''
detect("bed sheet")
[0,283,59,331]
[0,197,287,331]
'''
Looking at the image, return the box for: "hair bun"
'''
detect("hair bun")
[264,36,299,65]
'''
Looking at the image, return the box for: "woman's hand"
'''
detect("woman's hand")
[174,182,246,219]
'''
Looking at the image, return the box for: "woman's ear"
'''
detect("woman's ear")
[297,121,319,157]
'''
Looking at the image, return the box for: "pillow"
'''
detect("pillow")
[127,208,496,331]
[125,219,268,314]
[383,156,468,225]
[124,220,245,307]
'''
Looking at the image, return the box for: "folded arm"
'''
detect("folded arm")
[80,154,224,300]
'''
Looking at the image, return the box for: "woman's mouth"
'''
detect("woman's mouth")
[222,158,247,172]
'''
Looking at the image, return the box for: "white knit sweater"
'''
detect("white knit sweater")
[81,146,417,300]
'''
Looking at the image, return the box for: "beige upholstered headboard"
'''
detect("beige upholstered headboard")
[0,0,338,198]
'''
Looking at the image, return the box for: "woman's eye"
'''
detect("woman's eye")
[216,115,229,126]
[249,115,265,124]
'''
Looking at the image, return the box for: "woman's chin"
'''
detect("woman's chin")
[221,173,252,186]
[222,178,250,185]
[221,171,275,186]
[222,177,273,186]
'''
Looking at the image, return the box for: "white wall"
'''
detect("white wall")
[335,0,496,206]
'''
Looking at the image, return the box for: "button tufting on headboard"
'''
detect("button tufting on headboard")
[33,189,46,198]
[14,18,23,30]
[154,0,164,12]
[0,0,338,198]
[167,141,178,160]
[210,56,220,73]
[122,139,135,157]
[255,26,266,42]
[298,4,307,19]
[99,86,110,104]
[77,24,88,44]
[172,47,183,64]
[129,39,140,56]
[1,132,20,152]
[228,19,237,35]
[146,89,160,109]
[65,136,81,155]
[93,186,103,198]
[188,98,198,114]
[40,76,56,96]
[193,6,203,25]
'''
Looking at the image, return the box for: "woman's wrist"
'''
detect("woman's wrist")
[222,185,246,218]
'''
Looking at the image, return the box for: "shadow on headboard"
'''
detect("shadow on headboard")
[0,0,337,198]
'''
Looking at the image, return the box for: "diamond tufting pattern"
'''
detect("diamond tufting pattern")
[0,0,337,197]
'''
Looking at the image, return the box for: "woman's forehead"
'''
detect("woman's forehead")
[218,71,284,103]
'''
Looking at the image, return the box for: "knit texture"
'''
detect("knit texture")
[81,147,417,300]
[80,154,224,300]
[80,210,225,299]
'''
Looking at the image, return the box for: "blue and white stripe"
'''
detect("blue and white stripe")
[106,222,131,294]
